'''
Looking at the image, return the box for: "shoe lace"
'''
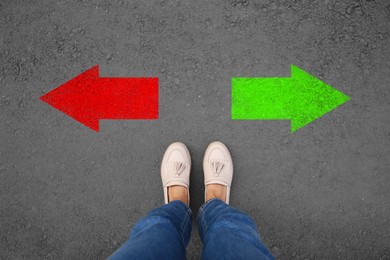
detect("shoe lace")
[210,160,225,177]
[169,161,187,177]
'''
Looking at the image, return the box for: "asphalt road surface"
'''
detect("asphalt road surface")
[1,0,389,259]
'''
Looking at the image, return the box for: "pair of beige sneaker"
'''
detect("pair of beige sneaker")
[161,141,233,205]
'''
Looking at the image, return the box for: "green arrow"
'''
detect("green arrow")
[232,64,350,132]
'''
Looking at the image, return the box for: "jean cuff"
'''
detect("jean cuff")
[202,197,224,208]
[169,199,191,210]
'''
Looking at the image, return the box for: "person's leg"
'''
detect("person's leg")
[200,141,274,259]
[197,198,274,260]
[110,142,193,259]
[109,200,192,260]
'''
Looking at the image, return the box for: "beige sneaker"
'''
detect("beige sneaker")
[161,142,191,204]
[203,141,233,204]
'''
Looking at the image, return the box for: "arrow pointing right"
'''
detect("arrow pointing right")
[232,64,350,132]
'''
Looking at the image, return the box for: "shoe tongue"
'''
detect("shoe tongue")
[172,161,186,175]
[211,160,225,175]
[167,161,187,176]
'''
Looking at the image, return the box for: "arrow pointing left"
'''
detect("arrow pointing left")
[40,65,158,132]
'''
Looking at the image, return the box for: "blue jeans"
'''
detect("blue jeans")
[109,198,274,260]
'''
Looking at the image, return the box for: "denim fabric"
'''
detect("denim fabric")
[109,200,192,260]
[109,199,274,260]
[198,198,275,260]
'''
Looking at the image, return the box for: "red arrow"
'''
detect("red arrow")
[40,65,158,132]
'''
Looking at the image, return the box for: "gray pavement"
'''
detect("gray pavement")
[1,0,390,259]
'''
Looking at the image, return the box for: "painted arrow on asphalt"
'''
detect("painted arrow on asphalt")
[40,65,158,132]
[232,64,350,132]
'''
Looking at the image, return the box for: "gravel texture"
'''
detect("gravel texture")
[1,0,390,259]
